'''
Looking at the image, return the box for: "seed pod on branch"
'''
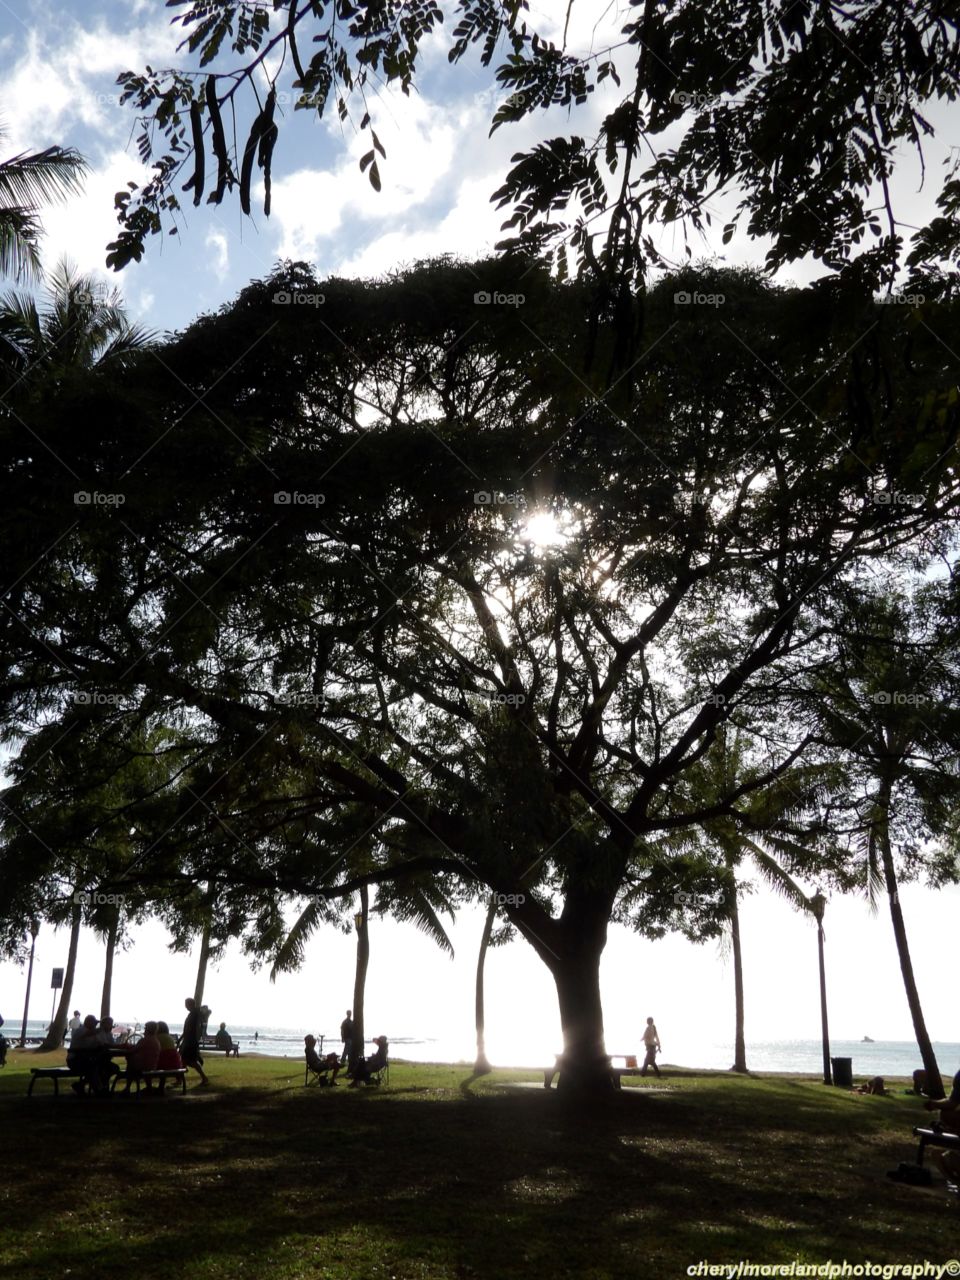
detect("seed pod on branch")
[182,100,206,205]
[206,74,231,205]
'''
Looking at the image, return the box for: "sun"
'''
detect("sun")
[522,510,565,548]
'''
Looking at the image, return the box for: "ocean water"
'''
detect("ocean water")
[10,1020,957,1080]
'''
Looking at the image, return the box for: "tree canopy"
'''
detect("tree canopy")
[110,1,960,294]
[3,256,959,1086]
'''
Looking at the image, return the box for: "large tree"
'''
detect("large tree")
[2,260,959,1091]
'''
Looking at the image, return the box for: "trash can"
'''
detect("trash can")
[831,1056,853,1087]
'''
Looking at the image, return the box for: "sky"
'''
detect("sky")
[0,0,958,1063]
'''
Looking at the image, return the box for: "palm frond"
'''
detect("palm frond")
[269,897,335,980]
[373,878,455,956]
[737,836,811,913]
[0,147,87,208]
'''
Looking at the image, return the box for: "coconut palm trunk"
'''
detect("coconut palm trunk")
[351,884,370,1069]
[728,873,748,1073]
[99,906,120,1019]
[37,898,82,1052]
[473,896,497,1075]
[874,785,943,1097]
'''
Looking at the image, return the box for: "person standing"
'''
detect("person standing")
[178,997,210,1086]
[340,1010,354,1066]
[641,1016,661,1077]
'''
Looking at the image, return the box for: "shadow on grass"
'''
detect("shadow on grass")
[0,1070,949,1280]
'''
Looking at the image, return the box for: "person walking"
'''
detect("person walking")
[340,1010,354,1066]
[641,1016,661,1077]
[178,997,210,1086]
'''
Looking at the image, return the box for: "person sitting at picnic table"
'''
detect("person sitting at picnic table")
[66,1014,108,1094]
[114,1021,162,1091]
[348,1036,388,1087]
[94,1016,124,1088]
[156,1021,183,1071]
[924,1065,960,1188]
[304,1035,340,1085]
[214,1022,233,1050]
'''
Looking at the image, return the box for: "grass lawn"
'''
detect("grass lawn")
[0,1048,955,1279]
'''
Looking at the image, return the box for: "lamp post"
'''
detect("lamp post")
[810,891,831,1086]
[354,911,364,932]
[19,919,39,1048]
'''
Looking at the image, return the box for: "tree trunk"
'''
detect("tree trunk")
[473,896,497,1075]
[193,917,211,1007]
[877,815,943,1097]
[37,901,82,1053]
[728,874,748,1073]
[351,883,370,1069]
[545,895,613,1094]
[100,908,120,1019]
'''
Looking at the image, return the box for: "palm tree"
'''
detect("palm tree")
[685,730,842,1073]
[0,258,153,375]
[810,584,960,1100]
[37,895,82,1052]
[473,897,497,1075]
[0,122,86,281]
[271,861,455,1064]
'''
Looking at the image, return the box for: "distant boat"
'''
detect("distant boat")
[862,1035,875,1043]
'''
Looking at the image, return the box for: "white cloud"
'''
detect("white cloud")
[267,89,459,262]
[205,228,230,281]
[0,10,174,152]
[37,147,151,302]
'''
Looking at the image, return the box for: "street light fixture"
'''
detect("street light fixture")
[354,911,364,932]
[809,890,831,1086]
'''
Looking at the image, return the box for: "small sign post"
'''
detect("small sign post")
[50,967,64,1031]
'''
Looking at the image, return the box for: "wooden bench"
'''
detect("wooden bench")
[112,1068,188,1095]
[543,1054,646,1089]
[199,1037,240,1057]
[27,1067,82,1097]
[913,1126,960,1166]
[611,1057,645,1089]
